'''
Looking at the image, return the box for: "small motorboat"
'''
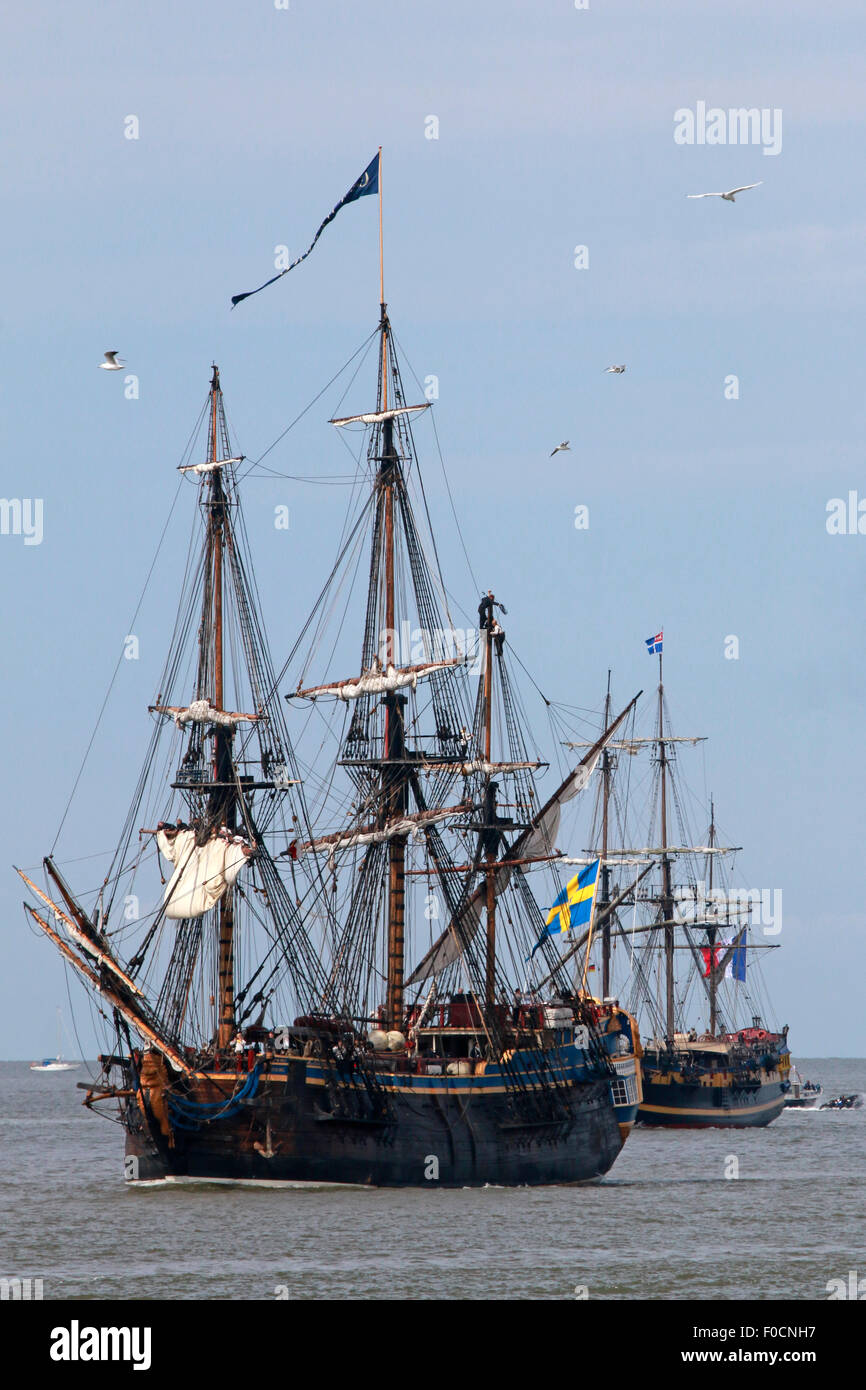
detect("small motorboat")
[783,1066,823,1109]
[819,1094,863,1111]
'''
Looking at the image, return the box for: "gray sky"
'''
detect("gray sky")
[1,1,863,1055]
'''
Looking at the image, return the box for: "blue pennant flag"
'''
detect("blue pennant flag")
[645,629,663,655]
[726,935,747,983]
[528,859,601,961]
[232,153,380,308]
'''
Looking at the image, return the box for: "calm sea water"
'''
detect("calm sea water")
[1,1059,863,1301]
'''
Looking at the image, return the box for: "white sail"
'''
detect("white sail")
[295,657,464,703]
[563,735,706,751]
[405,896,484,986]
[151,698,260,730]
[329,405,430,427]
[178,457,244,475]
[156,828,252,920]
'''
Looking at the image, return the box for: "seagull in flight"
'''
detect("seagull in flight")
[550,441,570,457]
[604,365,626,374]
[99,350,125,370]
[687,182,762,203]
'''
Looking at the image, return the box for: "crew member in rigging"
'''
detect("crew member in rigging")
[478,590,507,654]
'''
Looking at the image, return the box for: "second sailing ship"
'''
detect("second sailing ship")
[566,646,790,1128]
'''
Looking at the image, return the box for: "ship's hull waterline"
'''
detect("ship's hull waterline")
[637,1069,788,1129]
[120,1054,626,1188]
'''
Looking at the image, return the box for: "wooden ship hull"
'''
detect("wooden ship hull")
[637,1036,790,1128]
[116,1046,625,1187]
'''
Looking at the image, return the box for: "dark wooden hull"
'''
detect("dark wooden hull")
[637,1071,786,1128]
[121,1053,625,1187]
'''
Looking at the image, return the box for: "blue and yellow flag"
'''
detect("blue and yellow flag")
[528,858,600,959]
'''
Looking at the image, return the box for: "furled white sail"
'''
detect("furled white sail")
[292,804,469,861]
[156,828,251,920]
[329,405,430,427]
[178,457,244,475]
[450,760,541,776]
[295,657,464,703]
[151,698,259,730]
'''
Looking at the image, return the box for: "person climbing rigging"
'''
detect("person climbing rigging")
[478,590,507,653]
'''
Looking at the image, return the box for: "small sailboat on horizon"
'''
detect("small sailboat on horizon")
[30,1008,79,1072]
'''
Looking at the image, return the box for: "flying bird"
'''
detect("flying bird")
[686,182,762,203]
[99,351,125,370]
[550,441,570,456]
[604,365,626,374]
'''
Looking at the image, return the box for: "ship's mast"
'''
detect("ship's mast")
[707,798,718,1037]
[204,365,237,1051]
[382,400,408,1033]
[483,606,497,1009]
[657,649,675,1040]
[377,157,409,1035]
[600,672,613,999]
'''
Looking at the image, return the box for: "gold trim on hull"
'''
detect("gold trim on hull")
[639,1095,783,1119]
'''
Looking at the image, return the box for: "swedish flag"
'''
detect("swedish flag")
[529,859,601,959]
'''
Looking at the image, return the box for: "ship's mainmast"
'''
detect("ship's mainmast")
[203,365,238,1050]
[379,309,410,1033]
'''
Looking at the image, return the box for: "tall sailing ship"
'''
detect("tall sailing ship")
[21,263,644,1183]
[563,651,790,1128]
